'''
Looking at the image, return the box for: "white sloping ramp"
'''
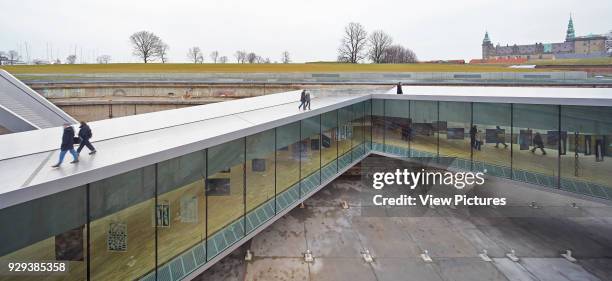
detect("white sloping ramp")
[0,69,76,133]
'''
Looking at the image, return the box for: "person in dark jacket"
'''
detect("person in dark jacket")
[305,91,311,110]
[469,125,478,149]
[298,90,306,110]
[531,132,546,155]
[396,82,403,94]
[51,124,79,167]
[77,121,97,155]
[494,125,508,148]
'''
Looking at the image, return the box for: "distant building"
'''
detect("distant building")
[482,16,612,60]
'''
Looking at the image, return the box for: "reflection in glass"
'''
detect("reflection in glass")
[410,100,438,156]
[89,167,156,281]
[438,101,471,160]
[0,187,87,281]
[473,103,512,178]
[512,104,559,187]
[245,129,276,233]
[384,99,410,156]
[561,105,612,196]
[156,151,206,270]
[207,138,245,259]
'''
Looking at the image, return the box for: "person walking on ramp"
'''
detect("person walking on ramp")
[298,90,307,110]
[51,123,79,168]
[305,91,311,110]
[77,121,97,155]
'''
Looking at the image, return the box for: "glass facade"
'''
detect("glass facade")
[1,96,611,281]
[472,102,512,178]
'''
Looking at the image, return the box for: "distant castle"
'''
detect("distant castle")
[482,16,612,60]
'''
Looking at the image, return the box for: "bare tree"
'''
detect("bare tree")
[219,56,228,63]
[96,55,111,64]
[66,55,77,64]
[368,30,393,63]
[210,51,219,63]
[7,50,20,65]
[187,47,204,63]
[381,45,417,63]
[337,22,368,63]
[129,31,163,63]
[234,50,247,63]
[155,43,169,63]
[246,52,258,64]
[281,51,291,63]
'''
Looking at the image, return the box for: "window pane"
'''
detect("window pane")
[206,138,245,259]
[246,129,276,233]
[338,106,353,169]
[276,122,301,211]
[321,110,338,166]
[156,151,206,275]
[438,101,471,160]
[473,103,512,178]
[300,115,321,195]
[560,105,612,198]
[384,99,410,156]
[89,166,156,281]
[372,99,384,151]
[512,104,559,188]
[410,100,438,157]
[351,102,366,160]
[0,187,87,281]
[321,110,339,182]
[364,100,372,150]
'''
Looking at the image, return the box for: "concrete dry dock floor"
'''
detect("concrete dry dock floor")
[194,174,612,281]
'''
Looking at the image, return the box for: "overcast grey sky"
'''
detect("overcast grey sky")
[1,0,610,63]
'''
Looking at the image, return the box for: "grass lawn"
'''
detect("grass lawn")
[0,62,539,74]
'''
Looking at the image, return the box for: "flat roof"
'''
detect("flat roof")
[2,85,612,209]
[382,85,612,106]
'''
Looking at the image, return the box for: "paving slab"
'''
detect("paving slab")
[372,258,445,281]
[305,207,363,258]
[244,257,309,281]
[250,214,306,257]
[492,258,538,281]
[580,259,612,281]
[351,216,421,258]
[436,258,509,281]
[309,258,377,281]
[520,258,601,281]
[397,218,479,258]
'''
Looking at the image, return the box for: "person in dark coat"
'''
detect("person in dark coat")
[495,125,508,148]
[51,123,79,167]
[469,125,478,149]
[305,91,311,110]
[298,90,306,110]
[396,82,403,94]
[77,121,97,155]
[531,132,546,155]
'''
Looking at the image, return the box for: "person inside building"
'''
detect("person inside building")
[51,123,79,167]
[495,125,508,148]
[77,121,97,155]
[396,82,403,94]
[531,132,546,155]
[470,125,478,149]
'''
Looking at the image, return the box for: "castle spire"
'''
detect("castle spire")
[566,14,575,41]
[483,31,491,44]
